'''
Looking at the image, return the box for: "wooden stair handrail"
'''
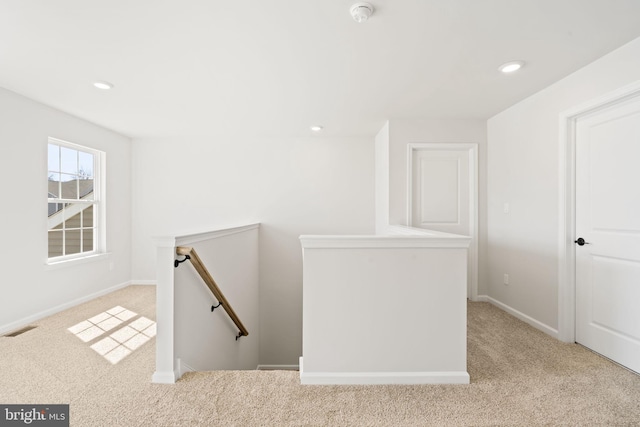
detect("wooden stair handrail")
[176,246,249,338]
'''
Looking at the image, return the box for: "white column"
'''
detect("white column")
[151,237,178,383]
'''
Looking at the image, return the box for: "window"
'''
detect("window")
[47,138,103,261]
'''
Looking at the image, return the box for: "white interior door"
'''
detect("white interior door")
[408,144,477,299]
[575,96,640,373]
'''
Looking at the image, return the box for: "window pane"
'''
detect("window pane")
[48,230,64,258]
[60,175,79,199]
[50,204,69,230]
[82,205,94,227]
[48,173,61,199]
[63,207,82,230]
[60,147,78,175]
[66,229,81,255]
[48,202,63,217]
[48,144,60,172]
[78,151,94,179]
[79,178,94,200]
[83,228,94,252]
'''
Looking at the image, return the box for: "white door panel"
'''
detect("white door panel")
[591,256,640,339]
[576,96,640,373]
[418,157,460,224]
[412,150,469,236]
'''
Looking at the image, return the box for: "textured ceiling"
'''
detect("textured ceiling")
[1,0,640,138]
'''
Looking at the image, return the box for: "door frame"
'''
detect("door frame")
[406,142,478,301]
[558,81,640,343]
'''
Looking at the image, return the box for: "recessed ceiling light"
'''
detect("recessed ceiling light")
[498,61,524,74]
[310,125,324,132]
[93,81,114,90]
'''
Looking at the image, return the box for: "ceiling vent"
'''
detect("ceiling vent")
[350,2,374,23]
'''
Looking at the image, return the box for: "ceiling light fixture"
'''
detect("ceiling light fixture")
[93,81,114,90]
[310,125,324,132]
[350,2,374,23]
[498,61,524,74]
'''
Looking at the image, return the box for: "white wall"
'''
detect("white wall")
[132,135,374,365]
[174,226,259,374]
[384,119,488,294]
[0,87,132,333]
[374,122,390,233]
[487,36,640,332]
[300,230,470,385]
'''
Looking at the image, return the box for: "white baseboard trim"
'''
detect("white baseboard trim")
[476,295,559,339]
[298,358,469,385]
[152,370,178,384]
[256,364,300,371]
[0,280,133,335]
[131,280,157,285]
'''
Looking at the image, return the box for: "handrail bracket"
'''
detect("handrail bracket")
[174,255,190,268]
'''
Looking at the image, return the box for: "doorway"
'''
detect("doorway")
[559,82,640,373]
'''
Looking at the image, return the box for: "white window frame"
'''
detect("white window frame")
[47,137,106,263]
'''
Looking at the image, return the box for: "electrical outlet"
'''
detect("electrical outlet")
[503,274,509,285]
[503,202,510,214]
[109,262,115,271]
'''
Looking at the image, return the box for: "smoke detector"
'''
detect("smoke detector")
[350,2,374,23]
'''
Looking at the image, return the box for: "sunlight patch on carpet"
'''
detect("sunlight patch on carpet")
[68,306,156,364]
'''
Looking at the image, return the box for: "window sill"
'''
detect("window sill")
[45,252,111,271]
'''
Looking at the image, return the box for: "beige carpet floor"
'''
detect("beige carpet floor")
[1,285,639,426]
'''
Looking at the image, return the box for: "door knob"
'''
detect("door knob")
[574,237,590,246]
